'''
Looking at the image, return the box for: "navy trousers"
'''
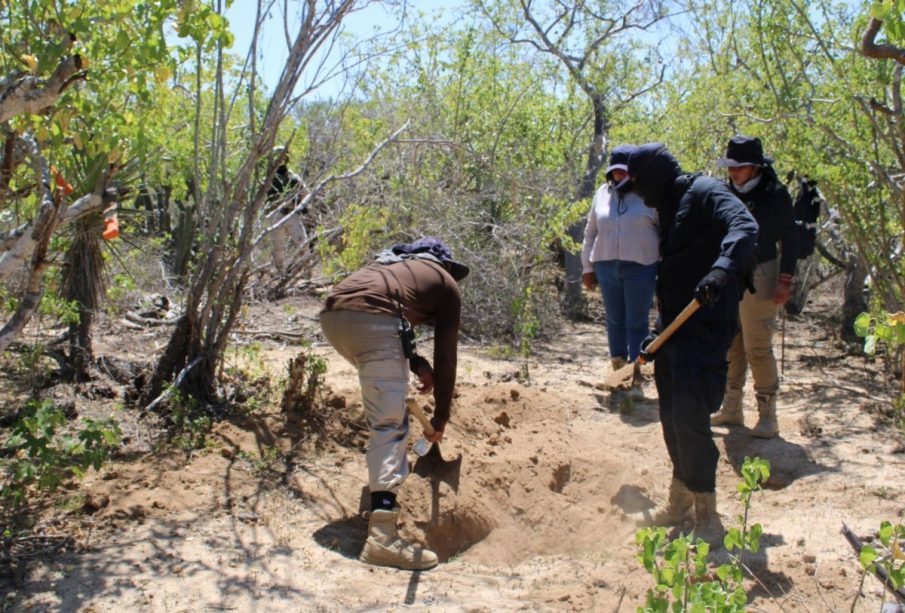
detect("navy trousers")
[654,320,736,493]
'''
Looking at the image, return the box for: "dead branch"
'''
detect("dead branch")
[251,120,410,249]
[0,136,59,353]
[0,55,85,122]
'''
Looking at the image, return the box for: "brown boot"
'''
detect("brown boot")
[750,393,778,438]
[693,491,726,547]
[611,357,628,371]
[637,478,695,528]
[711,387,744,427]
[359,508,438,570]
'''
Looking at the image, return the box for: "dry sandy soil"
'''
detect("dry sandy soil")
[1,284,904,612]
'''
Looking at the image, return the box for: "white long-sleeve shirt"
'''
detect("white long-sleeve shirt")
[581,183,660,272]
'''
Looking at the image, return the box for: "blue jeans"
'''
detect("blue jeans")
[594,260,657,361]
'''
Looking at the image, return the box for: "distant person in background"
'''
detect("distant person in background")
[266,146,308,275]
[710,136,799,439]
[581,144,659,395]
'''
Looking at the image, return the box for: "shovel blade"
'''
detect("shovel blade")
[413,444,462,492]
[602,362,637,391]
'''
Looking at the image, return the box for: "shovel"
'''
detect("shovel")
[406,397,461,482]
[407,397,441,458]
[603,298,701,390]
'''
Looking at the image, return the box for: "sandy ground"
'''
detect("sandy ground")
[2,287,904,612]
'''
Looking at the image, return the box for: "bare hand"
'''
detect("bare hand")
[582,271,597,290]
[425,428,444,443]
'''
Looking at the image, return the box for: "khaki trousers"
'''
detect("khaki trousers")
[319,310,409,494]
[269,210,307,273]
[726,259,780,396]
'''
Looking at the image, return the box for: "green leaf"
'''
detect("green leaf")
[879,521,894,545]
[860,544,879,567]
[876,323,896,342]
[853,312,872,337]
[895,323,905,344]
[871,1,891,19]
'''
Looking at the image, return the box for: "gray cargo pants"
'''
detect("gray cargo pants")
[319,310,409,493]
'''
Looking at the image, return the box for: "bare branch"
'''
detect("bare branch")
[861,17,905,65]
[0,55,85,122]
[252,119,411,249]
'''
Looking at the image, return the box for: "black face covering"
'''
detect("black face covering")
[612,176,633,194]
[628,146,682,210]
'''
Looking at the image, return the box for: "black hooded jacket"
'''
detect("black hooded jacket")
[728,165,798,276]
[628,144,759,326]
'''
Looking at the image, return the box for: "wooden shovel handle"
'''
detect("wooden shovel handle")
[640,299,701,362]
[406,397,435,435]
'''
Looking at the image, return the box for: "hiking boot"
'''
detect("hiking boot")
[611,357,628,371]
[359,508,438,570]
[750,393,779,438]
[628,362,645,400]
[636,478,695,528]
[693,491,726,547]
[711,387,744,427]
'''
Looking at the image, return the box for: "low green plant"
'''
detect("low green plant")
[1,399,121,505]
[635,456,770,612]
[281,344,327,416]
[239,445,283,475]
[855,519,905,605]
[854,310,905,431]
[168,389,212,451]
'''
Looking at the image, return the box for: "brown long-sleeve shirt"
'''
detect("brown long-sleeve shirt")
[323,259,461,426]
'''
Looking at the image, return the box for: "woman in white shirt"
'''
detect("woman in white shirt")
[581,144,660,372]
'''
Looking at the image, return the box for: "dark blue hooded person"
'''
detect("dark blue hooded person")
[627,142,758,544]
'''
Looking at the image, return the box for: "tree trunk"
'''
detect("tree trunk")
[143,314,193,405]
[562,95,608,318]
[68,306,93,382]
[841,255,868,344]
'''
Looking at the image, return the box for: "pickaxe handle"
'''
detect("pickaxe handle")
[406,397,435,436]
[639,298,701,364]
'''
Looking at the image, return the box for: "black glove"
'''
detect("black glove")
[639,331,659,362]
[694,267,729,307]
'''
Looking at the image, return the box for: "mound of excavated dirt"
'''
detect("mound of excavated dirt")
[4,287,905,612]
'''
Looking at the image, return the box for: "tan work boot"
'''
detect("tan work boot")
[637,478,695,528]
[693,491,726,547]
[711,387,744,427]
[750,393,779,438]
[359,508,438,570]
[611,357,628,371]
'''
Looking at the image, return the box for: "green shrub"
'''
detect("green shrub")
[1,399,121,505]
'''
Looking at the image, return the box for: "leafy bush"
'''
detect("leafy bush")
[635,457,770,612]
[858,520,905,593]
[1,399,121,505]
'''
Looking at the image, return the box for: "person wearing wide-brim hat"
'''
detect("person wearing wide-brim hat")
[580,144,659,397]
[711,136,799,439]
[319,236,469,571]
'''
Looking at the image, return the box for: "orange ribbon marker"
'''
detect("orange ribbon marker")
[102,204,119,241]
[50,165,74,196]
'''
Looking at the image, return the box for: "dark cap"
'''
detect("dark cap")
[605,144,637,180]
[392,236,470,281]
[716,136,773,168]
